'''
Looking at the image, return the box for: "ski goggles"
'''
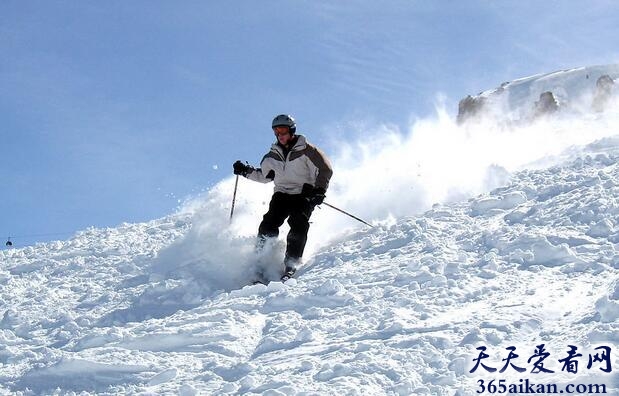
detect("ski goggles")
[273,126,291,136]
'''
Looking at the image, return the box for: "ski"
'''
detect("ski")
[280,267,296,282]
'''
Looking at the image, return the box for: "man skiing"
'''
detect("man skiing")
[233,114,333,281]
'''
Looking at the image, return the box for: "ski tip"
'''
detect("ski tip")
[281,277,297,286]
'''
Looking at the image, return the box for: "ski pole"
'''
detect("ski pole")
[229,175,239,224]
[322,202,374,228]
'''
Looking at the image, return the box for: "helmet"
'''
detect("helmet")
[272,114,296,135]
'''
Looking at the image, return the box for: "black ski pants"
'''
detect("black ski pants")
[258,191,314,260]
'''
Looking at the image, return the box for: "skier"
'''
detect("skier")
[233,114,333,281]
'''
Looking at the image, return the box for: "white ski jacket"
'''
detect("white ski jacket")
[246,135,333,195]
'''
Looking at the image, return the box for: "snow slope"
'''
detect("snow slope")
[1,66,619,395]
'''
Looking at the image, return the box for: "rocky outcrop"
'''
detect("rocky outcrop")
[533,91,559,118]
[457,95,487,124]
[592,74,615,112]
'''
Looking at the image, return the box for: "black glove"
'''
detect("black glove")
[302,183,326,206]
[309,189,325,206]
[233,160,253,177]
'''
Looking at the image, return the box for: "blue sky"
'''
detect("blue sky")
[2,1,619,247]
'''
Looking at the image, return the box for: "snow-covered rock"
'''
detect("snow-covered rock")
[458,64,619,123]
